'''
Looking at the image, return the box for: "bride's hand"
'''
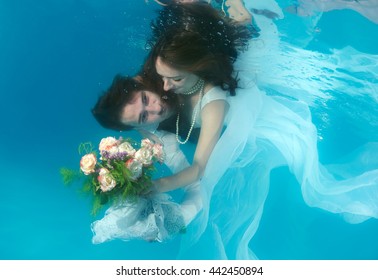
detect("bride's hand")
[142,180,161,196]
[141,185,156,196]
[151,178,169,193]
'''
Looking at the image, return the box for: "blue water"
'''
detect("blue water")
[1,0,377,260]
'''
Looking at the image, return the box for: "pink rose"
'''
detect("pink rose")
[99,137,119,156]
[125,159,143,180]
[97,168,116,192]
[118,141,136,156]
[152,143,165,163]
[80,153,97,175]
[141,138,154,150]
[134,147,153,166]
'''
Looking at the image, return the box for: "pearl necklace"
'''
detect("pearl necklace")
[176,81,205,144]
[181,79,205,95]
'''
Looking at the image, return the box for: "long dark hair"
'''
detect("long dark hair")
[144,2,251,95]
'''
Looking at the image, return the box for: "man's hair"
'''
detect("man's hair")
[92,74,184,135]
[92,75,146,131]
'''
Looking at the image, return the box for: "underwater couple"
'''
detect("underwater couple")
[89,2,378,260]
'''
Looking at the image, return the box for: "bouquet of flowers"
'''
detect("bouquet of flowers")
[60,136,164,215]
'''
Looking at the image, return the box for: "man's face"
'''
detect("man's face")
[120,90,173,128]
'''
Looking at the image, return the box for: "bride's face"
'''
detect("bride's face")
[155,56,199,94]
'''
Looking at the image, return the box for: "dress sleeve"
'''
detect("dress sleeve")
[200,87,228,110]
[152,130,191,173]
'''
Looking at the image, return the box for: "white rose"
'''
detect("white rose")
[80,153,97,175]
[152,143,165,163]
[118,141,136,156]
[99,137,119,155]
[125,159,143,180]
[97,168,116,192]
[141,138,154,150]
[134,147,153,166]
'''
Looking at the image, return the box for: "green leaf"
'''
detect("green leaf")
[82,177,94,192]
[60,168,81,185]
[91,196,102,216]
[78,142,94,155]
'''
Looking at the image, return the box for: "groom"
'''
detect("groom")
[92,75,174,131]
[92,74,200,142]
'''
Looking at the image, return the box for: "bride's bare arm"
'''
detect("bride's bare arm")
[154,99,229,192]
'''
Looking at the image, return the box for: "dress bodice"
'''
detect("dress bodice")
[193,86,229,127]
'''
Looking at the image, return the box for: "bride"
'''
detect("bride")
[91,2,378,259]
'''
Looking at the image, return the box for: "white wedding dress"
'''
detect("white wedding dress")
[91,0,378,258]
[178,0,378,259]
[178,84,378,259]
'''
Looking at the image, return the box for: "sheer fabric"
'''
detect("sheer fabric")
[91,193,185,243]
[178,0,378,259]
[179,84,378,259]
